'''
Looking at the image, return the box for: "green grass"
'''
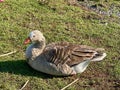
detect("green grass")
[0,0,120,90]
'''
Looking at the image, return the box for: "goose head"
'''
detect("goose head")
[24,30,45,45]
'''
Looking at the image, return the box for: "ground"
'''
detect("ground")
[0,0,120,90]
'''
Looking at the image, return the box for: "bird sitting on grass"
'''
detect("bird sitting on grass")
[24,30,106,76]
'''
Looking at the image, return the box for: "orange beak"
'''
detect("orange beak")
[24,37,31,45]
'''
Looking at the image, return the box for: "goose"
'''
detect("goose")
[24,30,106,76]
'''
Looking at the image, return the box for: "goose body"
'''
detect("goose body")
[24,30,106,76]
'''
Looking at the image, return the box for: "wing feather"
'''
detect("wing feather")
[44,42,100,66]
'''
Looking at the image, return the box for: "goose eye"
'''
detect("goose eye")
[33,35,35,37]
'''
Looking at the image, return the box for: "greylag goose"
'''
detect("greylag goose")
[24,30,106,76]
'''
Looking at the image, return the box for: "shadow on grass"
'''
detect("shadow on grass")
[0,60,61,79]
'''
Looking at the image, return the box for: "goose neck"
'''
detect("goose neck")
[34,40,46,50]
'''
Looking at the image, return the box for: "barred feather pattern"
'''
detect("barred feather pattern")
[44,42,104,66]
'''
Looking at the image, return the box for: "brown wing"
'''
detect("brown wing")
[44,42,100,66]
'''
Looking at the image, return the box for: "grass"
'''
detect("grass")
[0,0,120,90]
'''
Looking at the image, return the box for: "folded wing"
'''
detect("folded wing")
[44,42,105,67]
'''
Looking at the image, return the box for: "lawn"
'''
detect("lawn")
[0,0,120,90]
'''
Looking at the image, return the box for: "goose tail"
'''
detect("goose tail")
[91,53,107,62]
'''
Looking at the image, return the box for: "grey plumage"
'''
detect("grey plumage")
[24,30,106,76]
